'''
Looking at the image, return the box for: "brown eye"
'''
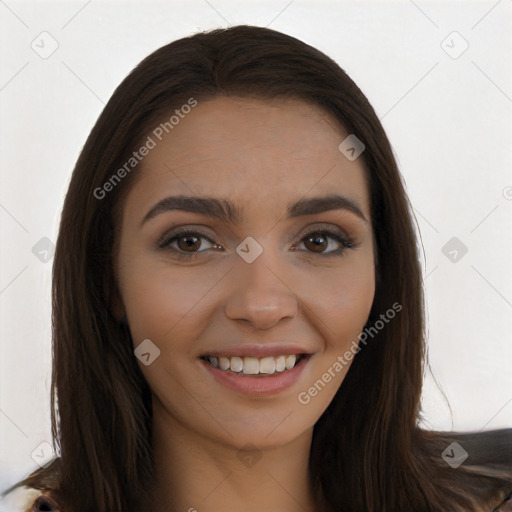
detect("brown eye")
[293,229,354,256]
[304,233,328,253]
[158,230,222,257]
[176,234,202,252]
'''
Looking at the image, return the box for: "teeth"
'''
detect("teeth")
[285,355,296,370]
[219,356,230,371]
[204,354,302,374]
[242,357,259,375]
[259,356,276,374]
[230,356,243,373]
[275,355,286,372]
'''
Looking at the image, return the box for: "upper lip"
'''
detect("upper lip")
[200,343,314,358]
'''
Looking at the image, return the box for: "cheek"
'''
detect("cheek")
[331,270,374,333]
[293,260,375,411]
[298,256,375,350]
[116,253,223,347]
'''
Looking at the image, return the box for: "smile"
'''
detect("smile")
[200,354,306,375]
[199,353,311,396]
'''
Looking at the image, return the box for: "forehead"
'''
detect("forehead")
[128,96,370,220]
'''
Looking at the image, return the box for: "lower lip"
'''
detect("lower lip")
[200,356,310,396]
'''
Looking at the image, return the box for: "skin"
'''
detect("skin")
[115,96,375,512]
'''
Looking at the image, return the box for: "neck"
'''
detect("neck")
[148,403,319,512]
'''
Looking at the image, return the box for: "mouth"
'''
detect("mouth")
[199,351,312,396]
[199,353,309,376]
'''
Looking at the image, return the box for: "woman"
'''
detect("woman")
[2,25,511,512]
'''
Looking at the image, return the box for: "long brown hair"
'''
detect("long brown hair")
[6,25,512,511]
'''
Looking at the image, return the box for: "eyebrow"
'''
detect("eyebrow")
[141,193,368,227]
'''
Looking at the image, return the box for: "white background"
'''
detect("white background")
[1,0,511,492]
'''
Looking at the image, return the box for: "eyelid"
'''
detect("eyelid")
[297,222,351,241]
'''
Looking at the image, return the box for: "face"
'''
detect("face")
[115,96,375,451]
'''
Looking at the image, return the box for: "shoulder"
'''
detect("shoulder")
[495,492,512,511]
[0,486,62,512]
[447,428,512,466]
[3,431,512,512]
[427,428,512,511]
[493,493,512,512]
[1,459,64,512]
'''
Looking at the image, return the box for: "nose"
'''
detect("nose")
[224,250,299,330]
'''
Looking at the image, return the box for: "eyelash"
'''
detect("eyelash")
[157,225,357,260]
